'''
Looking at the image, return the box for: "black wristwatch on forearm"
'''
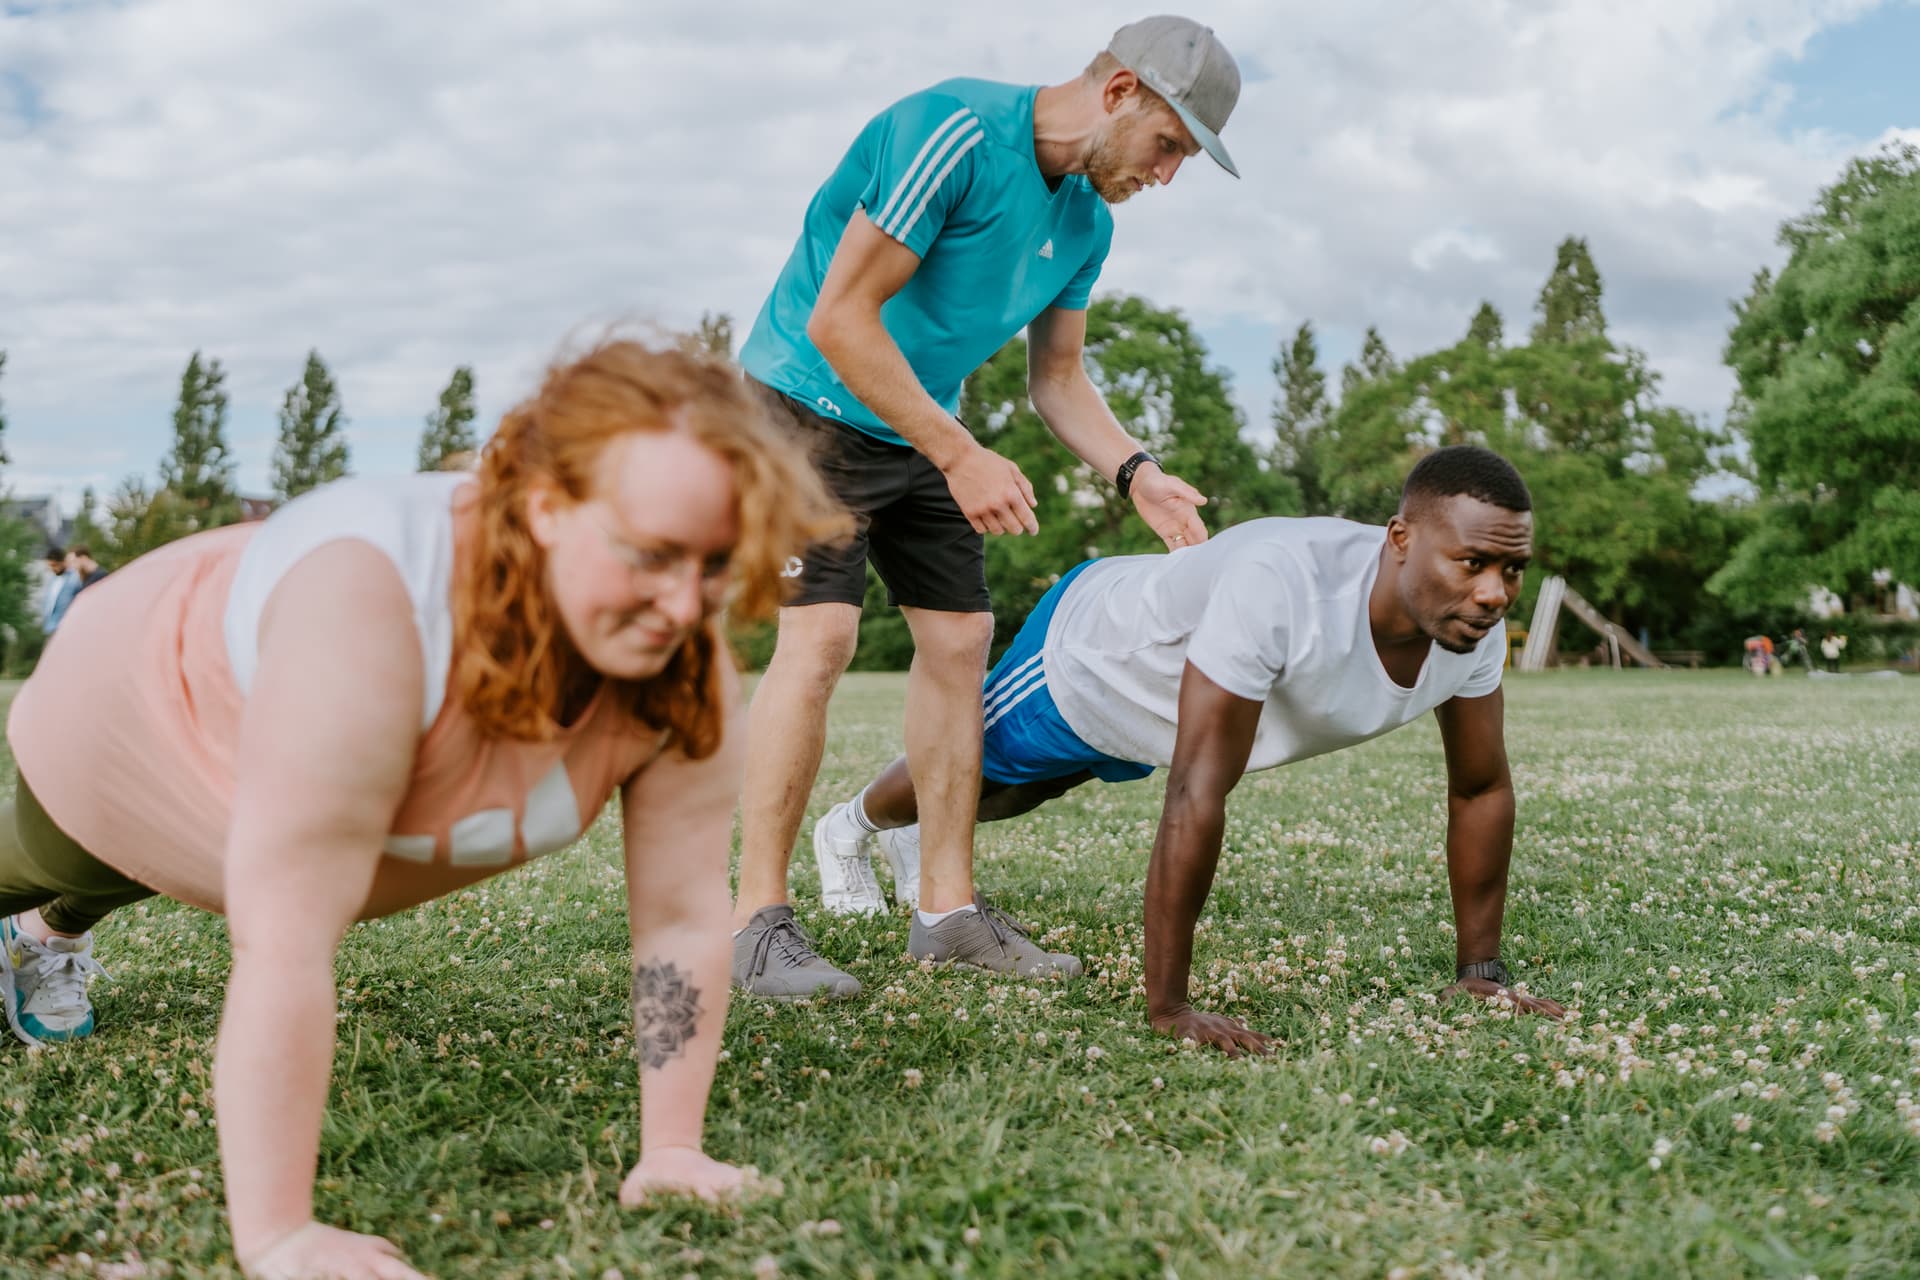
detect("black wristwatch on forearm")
[1114,450,1159,499]
[1456,958,1511,986]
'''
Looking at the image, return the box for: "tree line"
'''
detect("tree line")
[2,146,1914,670]
[45,352,481,568]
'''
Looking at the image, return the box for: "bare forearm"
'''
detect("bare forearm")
[632,921,731,1153]
[1143,787,1228,1018]
[1029,371,1143,478]
[811,310,972,465]
[213,951,338,1258]
[1446,787,1515,966]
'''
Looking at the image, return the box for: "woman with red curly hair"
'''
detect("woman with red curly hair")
[0,338,845,1279]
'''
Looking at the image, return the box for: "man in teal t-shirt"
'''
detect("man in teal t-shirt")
[733,16,1245,1000]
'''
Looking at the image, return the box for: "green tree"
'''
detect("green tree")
[0,350,42,671]
[684,312,735,359]
[1466,301,1504,348]
[70,487,109,556]
[95,478,195,568]
[159,352,241,529]
[1341,325,1398,396]
[1712,144,1920,612]
[271,350,351,500]
[1531,236,1607,345]
[1310,259,1735,647]
[417,366,478,471]
[1270,321,1333,514]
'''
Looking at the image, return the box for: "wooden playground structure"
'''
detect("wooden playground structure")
[1516,575,1667,671]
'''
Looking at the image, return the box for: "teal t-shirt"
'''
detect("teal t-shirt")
[739,78,1114,446]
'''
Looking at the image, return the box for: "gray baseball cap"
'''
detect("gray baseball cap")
[1107,15,1242,178]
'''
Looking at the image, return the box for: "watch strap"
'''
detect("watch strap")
[1115,450,1158,499]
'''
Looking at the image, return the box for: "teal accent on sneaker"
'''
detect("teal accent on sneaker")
[2,915,108,1046]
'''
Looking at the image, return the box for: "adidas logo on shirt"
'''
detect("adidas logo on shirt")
[1037,239,1054,259]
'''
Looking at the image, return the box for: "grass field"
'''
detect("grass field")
[4,670,1919,1279]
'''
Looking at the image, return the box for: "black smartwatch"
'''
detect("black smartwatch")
[1114,450,1159,499]
[1456,958,1511,986]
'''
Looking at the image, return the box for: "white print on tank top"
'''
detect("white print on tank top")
[380,759,583,867]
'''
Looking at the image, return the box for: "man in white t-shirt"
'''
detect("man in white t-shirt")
[809,446,1566,1052]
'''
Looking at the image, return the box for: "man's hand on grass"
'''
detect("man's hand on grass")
[1150,1005,1275,1058]
[1443,974,1567,1019]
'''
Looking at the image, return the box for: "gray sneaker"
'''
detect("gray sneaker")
[731,905,861,1000]
[908,893,1082,979]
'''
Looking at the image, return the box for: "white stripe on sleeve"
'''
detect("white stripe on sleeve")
[872,107,976,230]
[884,119,984,240]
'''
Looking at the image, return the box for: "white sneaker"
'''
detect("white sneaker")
[877,824,921,908]
[1,915,108,1045]
[812,804,885,915]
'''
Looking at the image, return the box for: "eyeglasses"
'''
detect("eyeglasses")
[587,508,732,600]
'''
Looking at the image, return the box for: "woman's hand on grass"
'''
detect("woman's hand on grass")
[619,1146,777,1207]
[242,1221,428,1280]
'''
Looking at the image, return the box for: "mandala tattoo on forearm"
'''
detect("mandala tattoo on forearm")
[632,957,703,1070]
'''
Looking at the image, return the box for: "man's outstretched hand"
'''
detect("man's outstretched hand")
[1150,1006,1275,1058]
[1443,975,1567,1019]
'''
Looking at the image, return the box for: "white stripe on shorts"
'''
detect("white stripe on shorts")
[982,652,1043,716]
[983,662,1049,732]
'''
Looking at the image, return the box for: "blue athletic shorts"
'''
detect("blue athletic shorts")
[980,561,1155,787]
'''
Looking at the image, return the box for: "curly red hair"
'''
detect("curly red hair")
[452,338,848,755]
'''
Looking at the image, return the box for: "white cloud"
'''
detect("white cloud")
[0,0,1910,500]
[1410,229,1504,273]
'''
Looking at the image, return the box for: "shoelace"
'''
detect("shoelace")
[748,918,823,977]
[23,946,109,1014]
[835,851,882,902]
[975,899,1036,954]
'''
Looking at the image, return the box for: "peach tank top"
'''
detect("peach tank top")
[7,474,662,919]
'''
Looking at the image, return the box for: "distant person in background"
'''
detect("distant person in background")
[70,546,108,591]
[1820,631,1847,673]
[1779,628,1811,673]
[39,548,75,633]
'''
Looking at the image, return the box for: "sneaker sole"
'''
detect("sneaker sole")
[906,952,1082,981]
[731,980,864,1003]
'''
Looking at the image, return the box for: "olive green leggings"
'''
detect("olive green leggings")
[0,773,155,935]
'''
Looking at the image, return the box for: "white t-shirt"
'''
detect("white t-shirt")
[1043,517,1507,771]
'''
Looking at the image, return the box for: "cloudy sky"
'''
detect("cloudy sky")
[3,0,1917,505]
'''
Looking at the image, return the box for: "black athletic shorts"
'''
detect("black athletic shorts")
[752,380,990,613]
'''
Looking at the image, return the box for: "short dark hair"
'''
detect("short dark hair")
[70,544,93,559]
[1400,446,1531,521]
[44,546,65,562]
